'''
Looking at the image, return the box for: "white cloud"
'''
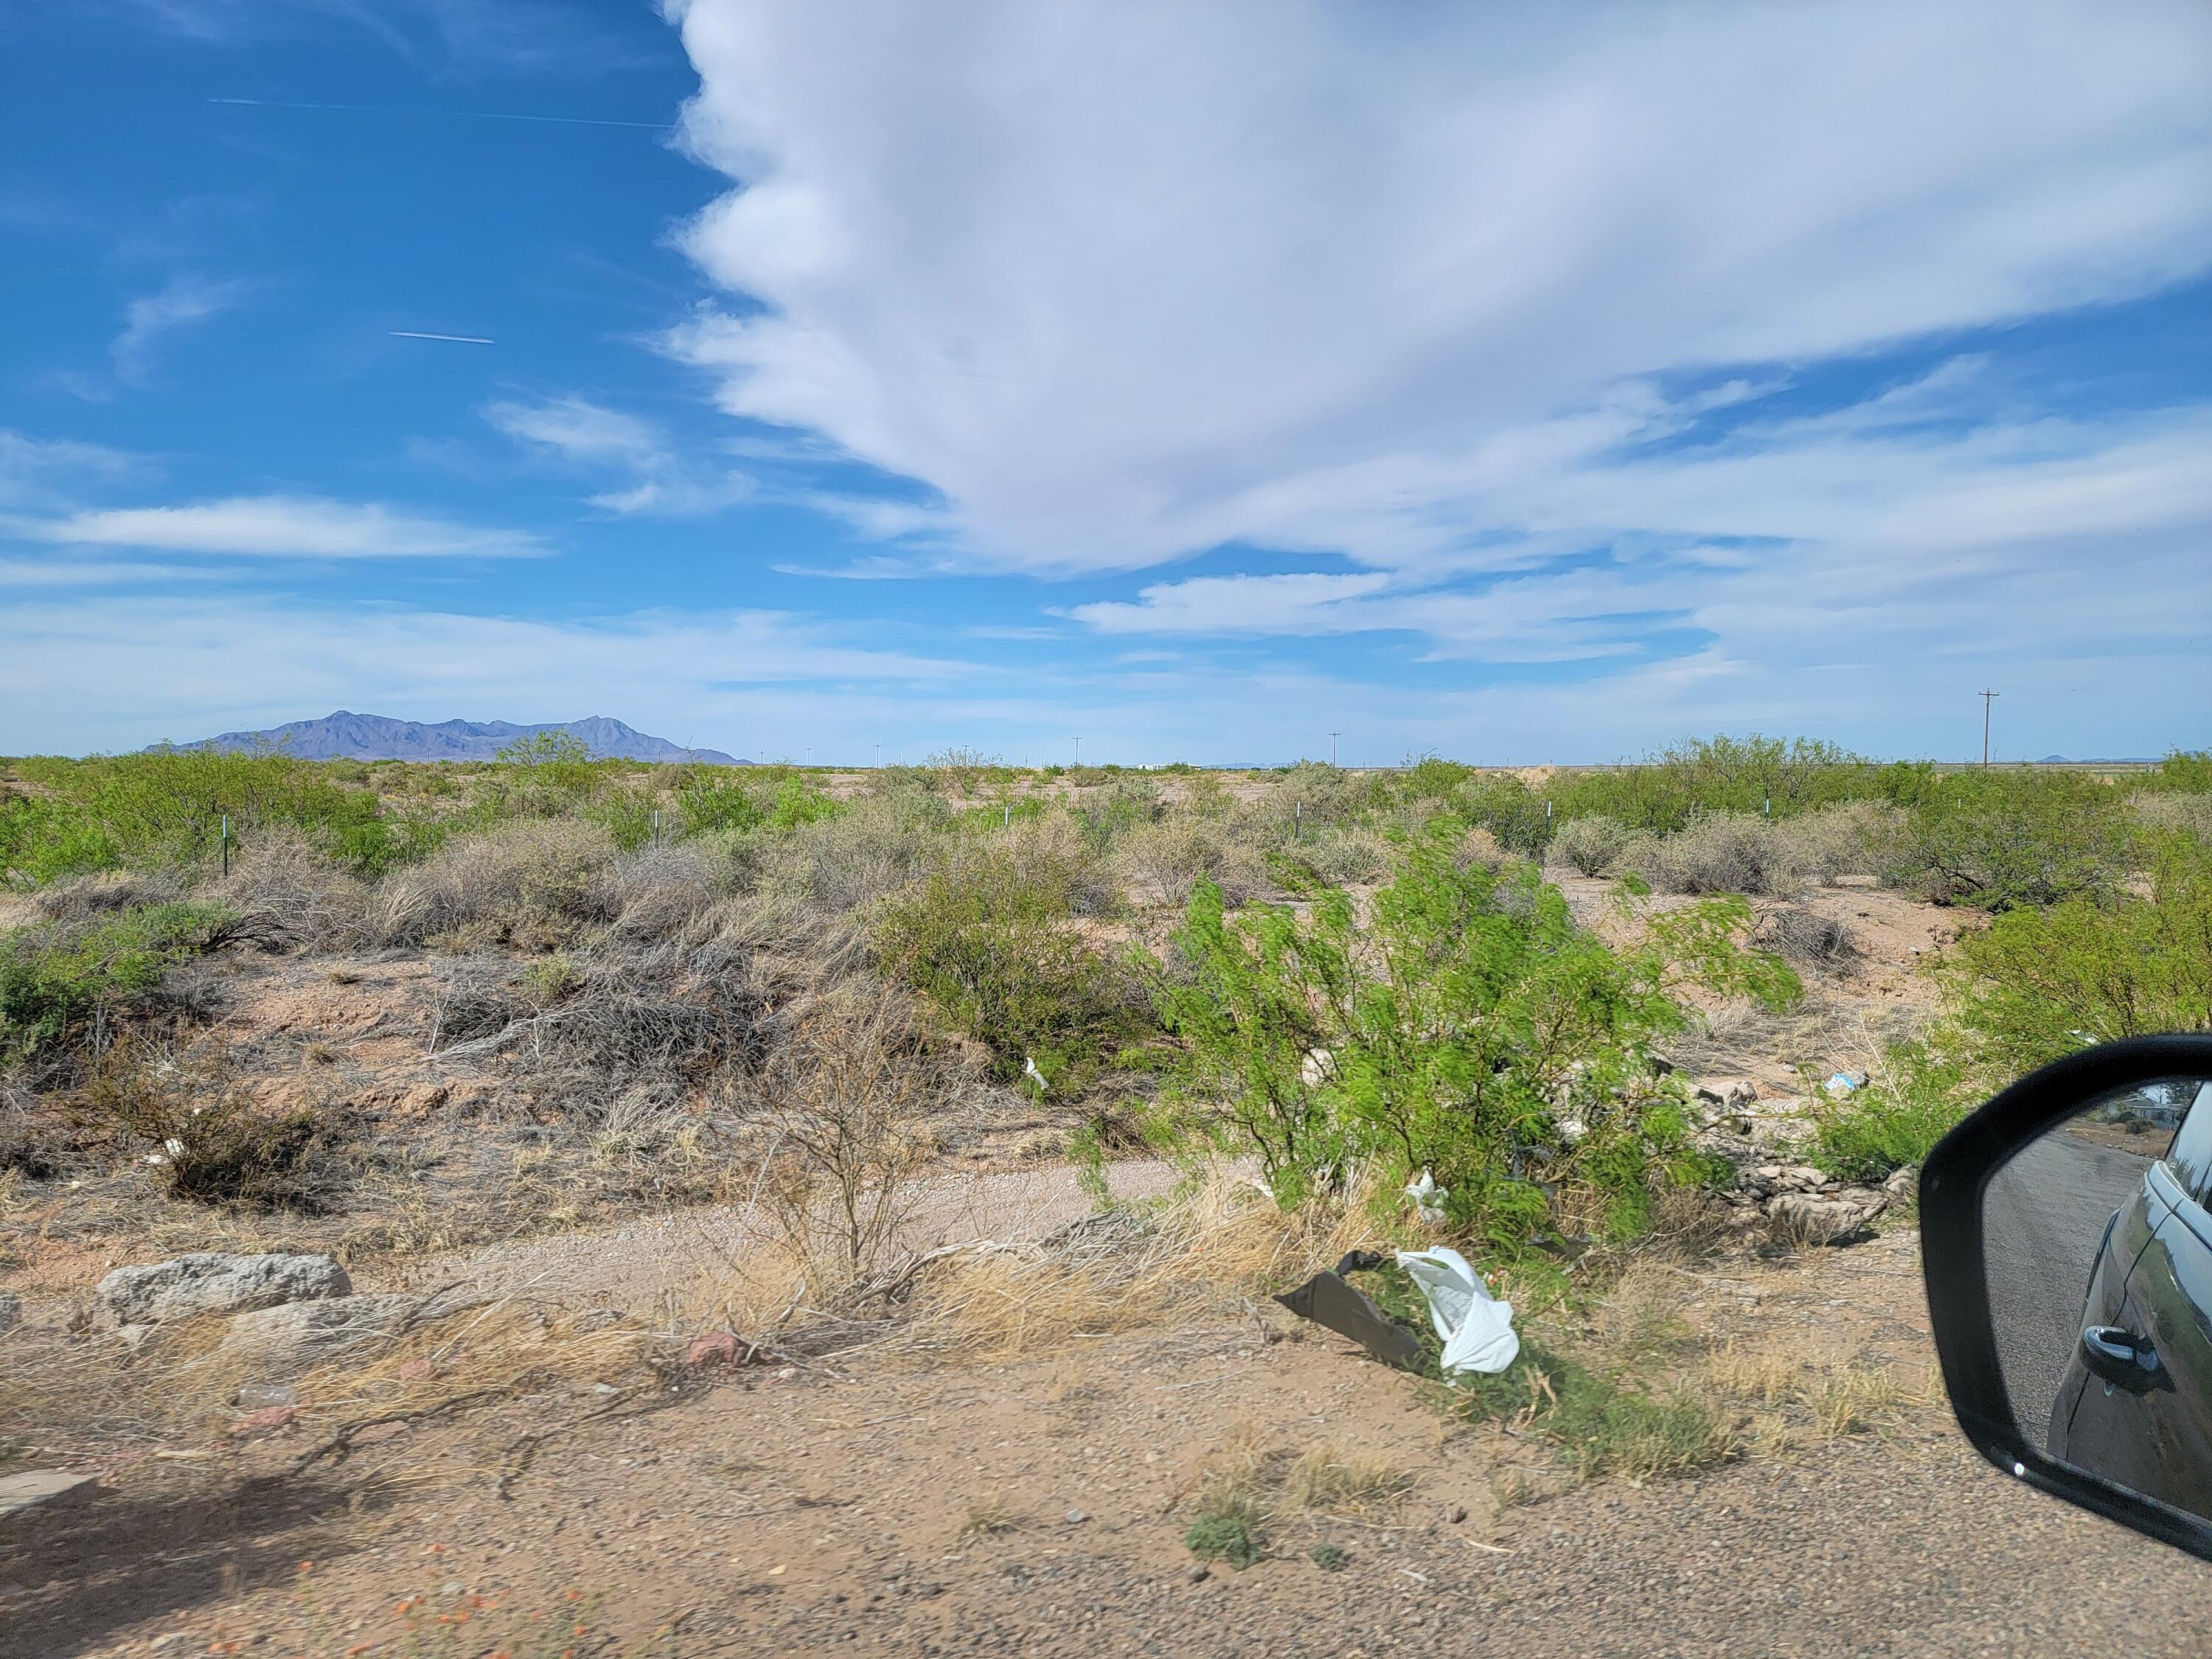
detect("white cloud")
[110,276,247,387]
[26,495,544,558]
[484,394,754,515]
[664,0,2212,574]
[0,430,140,512]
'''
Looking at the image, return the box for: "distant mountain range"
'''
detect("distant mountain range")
[155,712,742,765]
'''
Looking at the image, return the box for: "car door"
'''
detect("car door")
[2126,1082,2212,1517]
[2051,1082,2212,1508]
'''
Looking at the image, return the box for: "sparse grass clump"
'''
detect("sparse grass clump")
[1455,1337,1733,1483]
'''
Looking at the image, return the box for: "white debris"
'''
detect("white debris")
[1403,1168,1450,1226]
[1396,1248,1520,1377]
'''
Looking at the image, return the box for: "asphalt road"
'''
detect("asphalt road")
[1983,1128,2155,1451]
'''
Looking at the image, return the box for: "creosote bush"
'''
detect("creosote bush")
[1624,812,1802,898]
[876,852,1152,1091]
[1550,814,1630,877]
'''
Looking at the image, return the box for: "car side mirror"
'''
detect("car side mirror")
[1921,1034,2212,1561]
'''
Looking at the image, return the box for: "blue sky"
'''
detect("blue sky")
[2,1,2207,765]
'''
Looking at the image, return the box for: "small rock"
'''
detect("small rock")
[1186,1564,1211,1584]
[1449,1504,1468,1524]
[441,1579,467,1598]
[685,1330,742,1369]
[0,1470,97,1527]
[94,1252,351,1329]
[395,1357,437,1382]
[230,1405,298,1437]
[1064,1508,1088,1525]
[1883,1164,1919,1203]
[234,1382,301,1411]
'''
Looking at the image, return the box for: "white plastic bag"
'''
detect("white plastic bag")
[1395,1247,1519,1377]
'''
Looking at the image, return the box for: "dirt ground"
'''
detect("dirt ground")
[14,868,2194,1656]
[10,1227,2212,1658]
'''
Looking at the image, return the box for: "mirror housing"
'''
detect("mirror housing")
[1922,1032,2212,1561]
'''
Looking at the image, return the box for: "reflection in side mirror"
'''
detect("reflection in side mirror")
[1985,1079,2212,1522]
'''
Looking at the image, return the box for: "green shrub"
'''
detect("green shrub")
[3,750,409,881]
[1883,768,2129,910]
[1183,1505,1267,1569]
[1148,820,1795,1251]
[1809,1046,1969,1182]
[1812,834,2212,1178]
[876,858,1151,1090]
[0,902,234,1059]
[678,772,767,837]
[1929,832,2212,1077]
[2141,751,2212,794]
[1548,736,1905,833]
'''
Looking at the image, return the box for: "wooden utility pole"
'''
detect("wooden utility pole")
[1978,689,1999,766]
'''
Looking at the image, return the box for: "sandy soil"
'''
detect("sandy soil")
[15,869,2178,1656]
[12,1228,2212,1657]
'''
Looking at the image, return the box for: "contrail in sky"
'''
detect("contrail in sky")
[208,97,667,131]
[390,331,495,345]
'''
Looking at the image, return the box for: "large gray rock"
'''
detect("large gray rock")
[215,1293,420,1377]
[94,1252,352,1328]
[1767,1192,1879,1245]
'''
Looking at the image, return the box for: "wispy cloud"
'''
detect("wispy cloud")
[109,276,248,387]
[0,430,142,512]
[483,394,754,516]
[26,495,544,558]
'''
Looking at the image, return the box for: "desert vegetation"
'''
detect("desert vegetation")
[1,734,2207,1604]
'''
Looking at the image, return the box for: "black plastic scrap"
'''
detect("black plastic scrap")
[1272,1250,1426,1373]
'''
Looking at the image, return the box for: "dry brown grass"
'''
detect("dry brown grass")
[1701,1333,1938,1453]
[958,1490,1020,1541]
[891,1172,1382,1363]
[0,1290,661,1477]
[1279,1442,1416,1517]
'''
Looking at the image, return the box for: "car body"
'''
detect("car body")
[2048,1079,2212,1517]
